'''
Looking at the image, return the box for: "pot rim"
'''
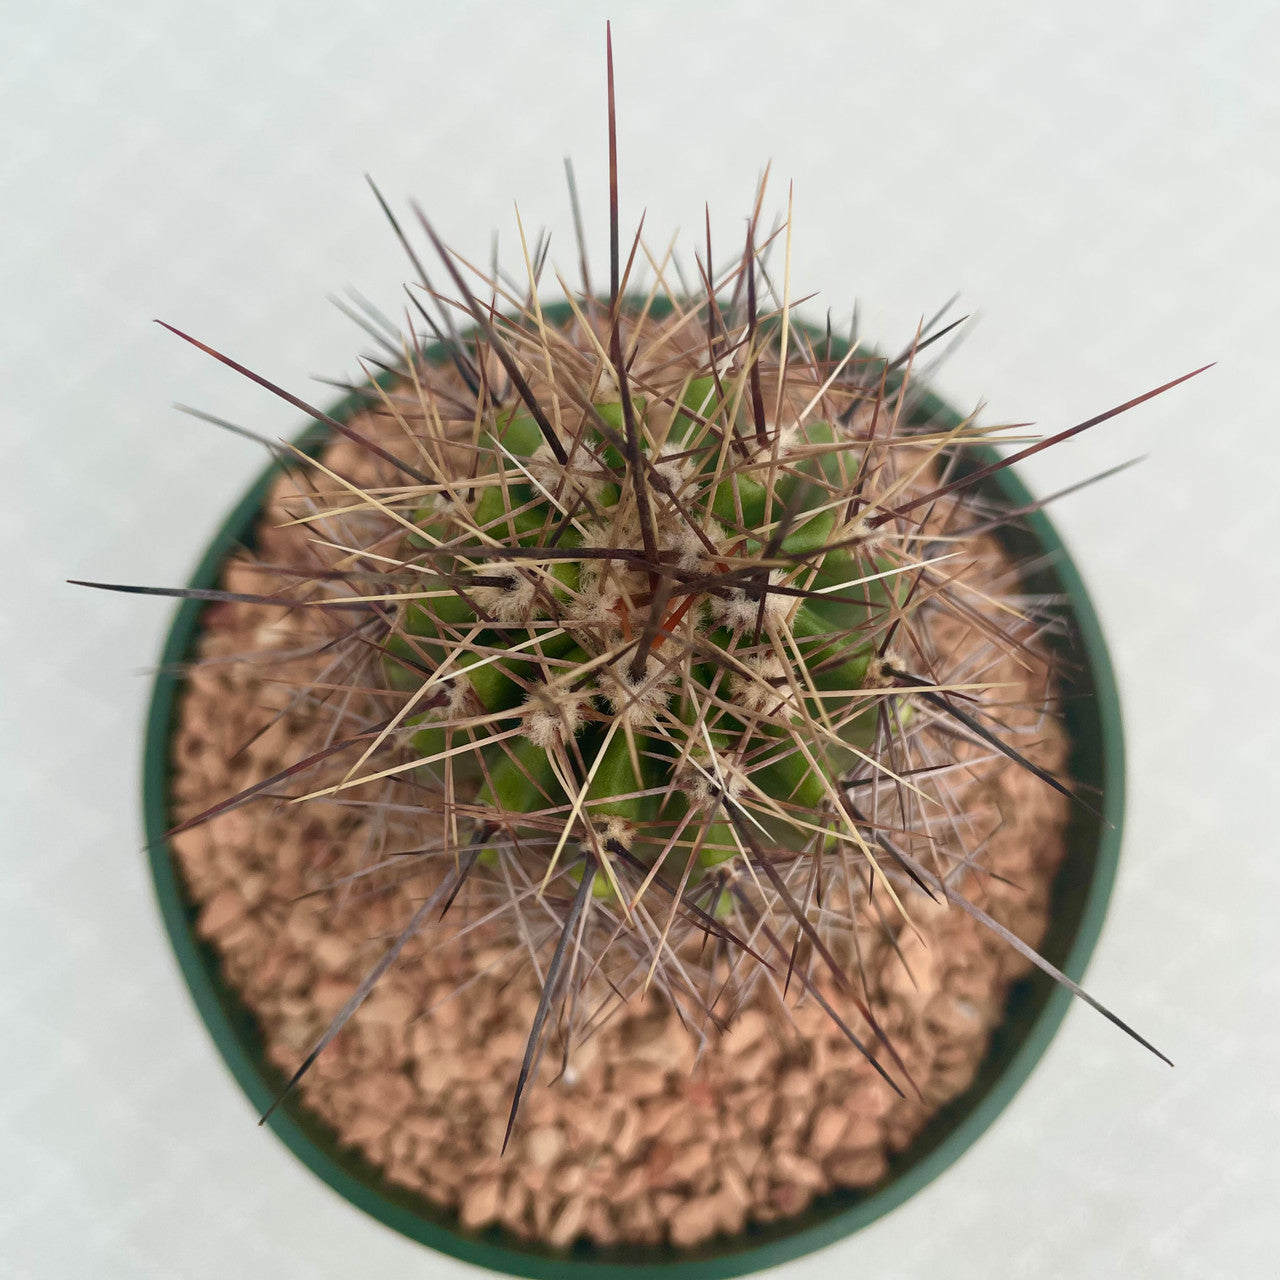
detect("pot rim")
[142,302,1125,1278]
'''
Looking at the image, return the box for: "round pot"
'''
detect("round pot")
[142,311,1124,1278]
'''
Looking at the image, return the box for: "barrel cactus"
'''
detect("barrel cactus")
[80,31,1192,1151]
[389,368,904,901]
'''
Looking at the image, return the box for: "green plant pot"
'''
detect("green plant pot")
[142,307,1124,1278]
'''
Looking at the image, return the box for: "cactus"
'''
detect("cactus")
[388,373,903,898]
[78,30,1198,1152]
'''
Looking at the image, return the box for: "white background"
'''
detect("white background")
[3,2,1277,1277]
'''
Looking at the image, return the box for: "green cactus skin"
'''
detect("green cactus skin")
[384,361,910,910]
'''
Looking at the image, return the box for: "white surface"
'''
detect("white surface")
[4,2,1278,1277]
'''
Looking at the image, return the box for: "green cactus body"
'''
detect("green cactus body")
[384,364,908,904]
